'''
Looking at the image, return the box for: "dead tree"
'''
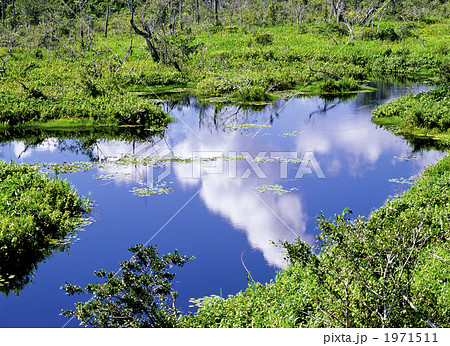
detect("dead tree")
[1,0,5,26]
[331,0,345,23]
[0,55,9,77]
[126,0,160,62]
[105,0,110,38]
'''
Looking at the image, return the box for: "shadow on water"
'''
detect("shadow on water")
[0,239,73,296]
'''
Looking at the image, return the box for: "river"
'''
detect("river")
[0,81,446,327]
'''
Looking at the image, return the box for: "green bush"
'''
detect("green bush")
[318,76,360,94]
[62,244,193,327]
[0,162,91,295]
[253,32,274,45]
[361,26,400,41]
[372,88,450,131]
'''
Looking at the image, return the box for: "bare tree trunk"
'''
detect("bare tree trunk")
[12,0,17,31]
[105,0,110,37]
[126,0,160,62]
[377,7,386,33]
[214,0,219,25]
[1,0,5,26]
[179,0,183,30]
[337,0,345,23]
[297,1,304,26]
[196,0,199,24]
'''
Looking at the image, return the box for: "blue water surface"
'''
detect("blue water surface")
[0,81,446,327]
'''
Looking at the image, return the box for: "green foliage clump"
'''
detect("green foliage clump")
[361,26,400,41]
[0,162,91,295]
[183,155,450,328]
[253,32,274,45]
[0,89,171,128]
[196,73,273,102]
[234,85,272,102]
[318,76,360,94]
[372,88,450,132]
[61,244,193,327]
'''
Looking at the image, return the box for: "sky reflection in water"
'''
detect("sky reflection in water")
[0,82,446,327]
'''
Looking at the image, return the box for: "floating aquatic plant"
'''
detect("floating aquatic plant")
[393,155,420,162]
[130,182,173,196]
[94,172,131,181]
[281,130,302,137]
[36,161,97,174]
[253,156,303,163]
[388,175,417,185]
[255,184,298,195]
[226,123,271,130]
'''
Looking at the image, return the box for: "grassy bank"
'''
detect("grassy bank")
[372,88,450,146]
[0,81,172,129]
[0,162,91,295]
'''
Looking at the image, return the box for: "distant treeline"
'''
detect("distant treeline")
[1,1,449,44]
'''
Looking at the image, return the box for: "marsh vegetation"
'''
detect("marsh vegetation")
[1,0,450,328]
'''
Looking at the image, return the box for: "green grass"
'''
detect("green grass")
[372,88,450,146]
[2,19,449,122]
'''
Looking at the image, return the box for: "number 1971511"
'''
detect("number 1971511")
[384,333,437,343]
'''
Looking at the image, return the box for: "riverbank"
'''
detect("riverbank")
[372,87,450,147]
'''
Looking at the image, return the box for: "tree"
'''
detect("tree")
[126,0,161,62]
[61,244,193,327]
[105,0,110,37]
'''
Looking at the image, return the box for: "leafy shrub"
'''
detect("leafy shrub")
[421,17,437,24]
[223,26,239,33]
[0,162,91,295]
[82,79,105,98]
[361,26,400,41]
[234,85,272,102]
[62,244,193,327]
[253,32,274,45]
[372,88,450,131]
[434,43,449,56]
[117,69,188,87]
[318,76,360,94]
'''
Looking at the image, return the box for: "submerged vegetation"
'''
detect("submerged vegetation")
[0,162,91,295]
